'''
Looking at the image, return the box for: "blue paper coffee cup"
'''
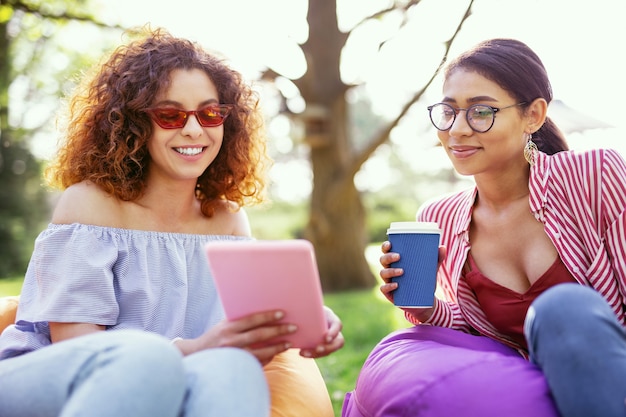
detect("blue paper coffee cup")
[387,221,441,308]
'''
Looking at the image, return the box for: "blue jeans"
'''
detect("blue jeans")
[525,283,626,417]
[0,330,269,417]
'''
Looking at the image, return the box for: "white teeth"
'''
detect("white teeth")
[175,147,203,156]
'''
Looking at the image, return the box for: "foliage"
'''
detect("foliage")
[247,193,420,244]
[247,199,309,240]
[0,0,123,277]
[0,275,24,297]
[0,141,50,277]
[364,191,422,242]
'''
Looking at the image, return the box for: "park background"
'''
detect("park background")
[1,0,625,414]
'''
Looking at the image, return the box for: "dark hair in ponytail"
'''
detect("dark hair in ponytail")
[444,38,568,154]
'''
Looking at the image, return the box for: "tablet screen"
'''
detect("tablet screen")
[204,239,327,349]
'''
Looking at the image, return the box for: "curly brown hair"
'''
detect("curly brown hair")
[46,26,270,217]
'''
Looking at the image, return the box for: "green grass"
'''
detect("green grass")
[317,287,407,416]
[0,276,24,297]
[313,243,409,415]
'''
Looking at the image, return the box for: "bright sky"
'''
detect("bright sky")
[63,0,626,198]
[90,0,626,125]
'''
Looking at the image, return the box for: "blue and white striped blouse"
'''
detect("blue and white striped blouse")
[0,223,247,359]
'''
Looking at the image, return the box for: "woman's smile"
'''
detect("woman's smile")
[449,145,481,159]
[174,146,206,156]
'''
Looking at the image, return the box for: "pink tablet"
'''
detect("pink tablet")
[204,239,327,349]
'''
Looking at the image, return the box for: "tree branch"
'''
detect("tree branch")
[353,0,423,30]
[349,0,475,178]
[8,0,125,30]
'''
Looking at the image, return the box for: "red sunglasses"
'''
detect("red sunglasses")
[144,104,234,129]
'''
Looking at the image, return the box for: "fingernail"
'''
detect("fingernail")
[274,311,284,319]
[302,351,312,357]
[287,325,297,332]
[316,345,325,353]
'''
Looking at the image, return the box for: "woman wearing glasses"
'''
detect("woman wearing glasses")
[0,27,343,417]
[343,38,626,417]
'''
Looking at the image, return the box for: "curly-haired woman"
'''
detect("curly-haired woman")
[0,27,343,417]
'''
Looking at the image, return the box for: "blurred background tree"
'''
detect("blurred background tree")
[1,0,475,289]
[259,0,473,291]
[0,0,122,278]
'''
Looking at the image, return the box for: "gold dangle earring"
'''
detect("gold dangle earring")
[524,132,538,166]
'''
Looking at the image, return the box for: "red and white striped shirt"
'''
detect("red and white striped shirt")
[412,148,626,354]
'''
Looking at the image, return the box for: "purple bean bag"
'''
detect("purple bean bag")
[342,326,559,417]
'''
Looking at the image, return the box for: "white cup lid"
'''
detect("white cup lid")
[387,221,441,234]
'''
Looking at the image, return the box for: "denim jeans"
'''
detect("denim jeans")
[0,329,269,417]
[525,283,626,417]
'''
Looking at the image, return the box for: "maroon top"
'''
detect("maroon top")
[464,254,577,349]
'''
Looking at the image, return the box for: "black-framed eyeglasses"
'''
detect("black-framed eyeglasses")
[144,104,234,129]
[427,102,526,133]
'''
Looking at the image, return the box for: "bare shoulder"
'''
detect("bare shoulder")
[204,200,252,237]
[51,181,122,226]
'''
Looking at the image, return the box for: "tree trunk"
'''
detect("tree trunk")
[294,0,377,291]
[302,97,374,292]
[291,0,473,291]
